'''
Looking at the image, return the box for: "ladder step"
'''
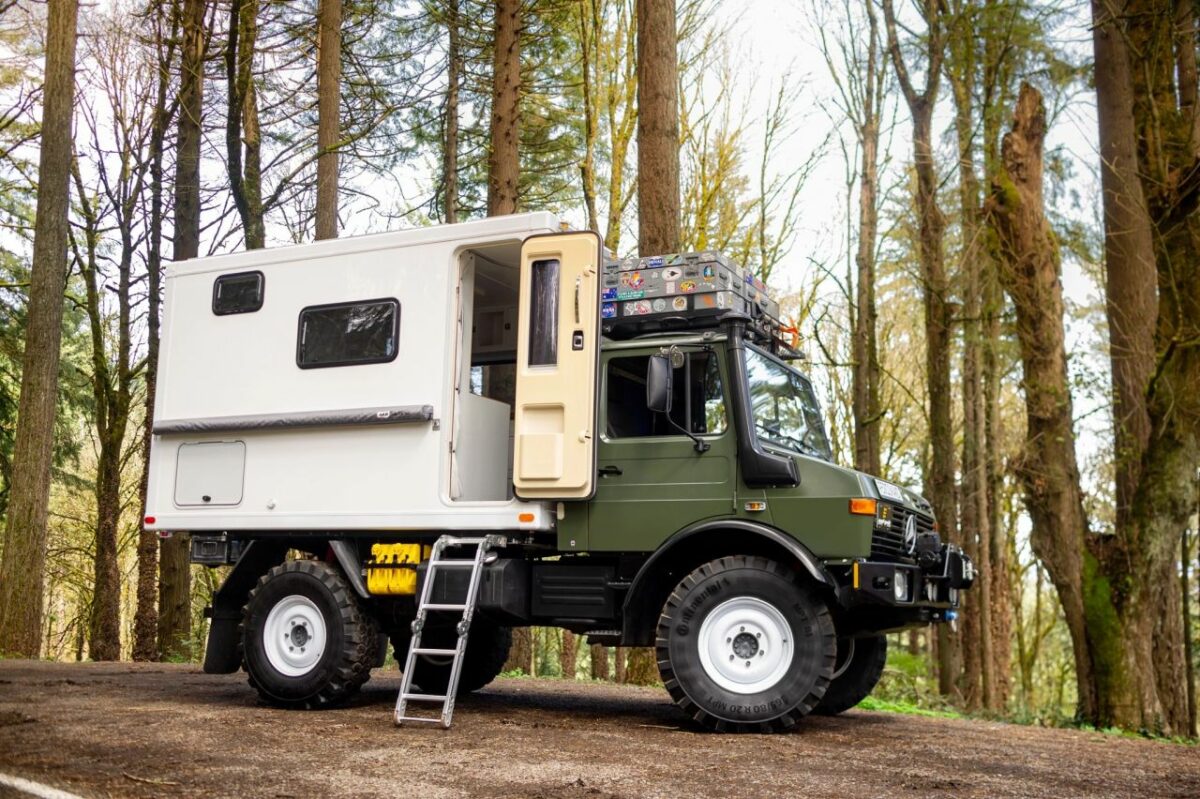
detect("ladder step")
[401,693,448,702]
[428,560,475,569]
[411,648,458,657]
[423,603,467,611]
[395,715,445,724]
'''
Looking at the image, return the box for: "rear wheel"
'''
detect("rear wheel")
[391,618,512,695]
[656,555,836,732]
[813,634,887,715]
[241,560,378,708]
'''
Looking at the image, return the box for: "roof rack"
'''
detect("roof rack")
[599,251,802,359]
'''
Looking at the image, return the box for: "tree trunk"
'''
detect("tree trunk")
[590,643,609,680]
[987,82,1104,726]
[487,0,520,215]
[1183,525,1197,736]
[315,0,341,239]
[614,646,628,683]
[160,0,207,661]
[603,0,637,253]
[226,0,265,249]
[882,0,958,698]
[1088,0,1199,734]
[947,21,994,711]
[559,630,577,679]
[635,0,679,255]
[625,647,658,685]
[134,1,177,662]
[504,627,533,674]
[443,0,460,224]
[851,1,882,478]
[0,0,79,659]
[579,0,599,234]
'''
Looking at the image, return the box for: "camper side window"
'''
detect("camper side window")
[212,271,264,315]
[297,298,399,369]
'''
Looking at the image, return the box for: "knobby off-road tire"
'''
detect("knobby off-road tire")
[391,618,512,695]
[656,555,836,733]
[241,560,378,709]
[813,634,887,716]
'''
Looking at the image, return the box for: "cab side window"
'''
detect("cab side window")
[606,352,727,438]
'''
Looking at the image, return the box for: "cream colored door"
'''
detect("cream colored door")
[512,231,603,500]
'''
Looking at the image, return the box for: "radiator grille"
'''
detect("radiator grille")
[871,504,935,561]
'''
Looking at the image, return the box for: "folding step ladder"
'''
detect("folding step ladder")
[394,534,504,729]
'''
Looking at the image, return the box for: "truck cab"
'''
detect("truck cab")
[146,215,972,732]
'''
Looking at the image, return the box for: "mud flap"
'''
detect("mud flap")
[202,540,289,674]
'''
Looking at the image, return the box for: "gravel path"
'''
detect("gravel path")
[0,660,1195,798]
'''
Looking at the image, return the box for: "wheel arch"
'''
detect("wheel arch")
[620,518,839,646]
[203,539,290,673]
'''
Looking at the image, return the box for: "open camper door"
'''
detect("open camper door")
[512,230,603,500]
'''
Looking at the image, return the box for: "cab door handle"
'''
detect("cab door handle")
[598,465,623,476]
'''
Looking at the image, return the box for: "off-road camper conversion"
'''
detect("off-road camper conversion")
[145,213,974,732]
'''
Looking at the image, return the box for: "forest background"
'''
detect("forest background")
[0,0,1196,739]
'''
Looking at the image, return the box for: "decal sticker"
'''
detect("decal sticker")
[662,267,683,281]
[617,290,645,300]
[665,281,676,294]
[602,287,618,300]
[628,271,645,289]
[619,258,636,271]
[696,293,717,309]
[601,302,617,318]
[717,292,727,308]
[620,273,631,287]
[623,300,654,316]
[652,298,667,312]
[680,280,698,293]
[672,296,688,311]
[703,265,715,278]
[643,255,664,268]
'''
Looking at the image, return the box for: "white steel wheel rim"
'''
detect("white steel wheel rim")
[263,595,327,677]
[697,596,795,695]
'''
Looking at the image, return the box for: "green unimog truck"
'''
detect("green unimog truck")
[144,216,974,732]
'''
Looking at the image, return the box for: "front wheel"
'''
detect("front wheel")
[656,555,836,732]
[813,633,887,715]
[241,560,378,708]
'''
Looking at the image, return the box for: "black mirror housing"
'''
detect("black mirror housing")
[646,354,673,413]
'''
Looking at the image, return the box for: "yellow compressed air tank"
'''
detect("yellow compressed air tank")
[365,543,427,595]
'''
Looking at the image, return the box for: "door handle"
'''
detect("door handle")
[598,465,623,476]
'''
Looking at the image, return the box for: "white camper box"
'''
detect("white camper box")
[145,213,602,535]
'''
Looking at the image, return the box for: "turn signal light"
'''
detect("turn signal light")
[518,513,535,523]
[144,516,156,525]
[849,498,877,516]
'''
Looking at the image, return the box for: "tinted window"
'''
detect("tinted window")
[297,299,399,369]
[606,352,726,438]
[528,259,559,366]
[745,347,832,460]
[213,271,264,315]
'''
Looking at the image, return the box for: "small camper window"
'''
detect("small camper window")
[212,271,264,315]
[297,298,399,369]
[528,259,560,366]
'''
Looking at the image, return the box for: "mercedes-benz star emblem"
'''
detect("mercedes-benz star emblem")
[903,514,918,555]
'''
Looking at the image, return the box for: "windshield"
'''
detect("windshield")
[745,347,833,461]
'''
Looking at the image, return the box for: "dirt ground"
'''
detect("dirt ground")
[0,661,1196,799]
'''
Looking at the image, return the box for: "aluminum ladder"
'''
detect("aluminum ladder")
[394,534,504,728]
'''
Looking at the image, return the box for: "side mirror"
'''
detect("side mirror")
[646,354,673,413]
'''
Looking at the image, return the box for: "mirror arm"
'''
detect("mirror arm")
[657,413,710,453]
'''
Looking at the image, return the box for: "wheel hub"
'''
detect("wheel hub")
[263,594,327,677]
[697,596,795,695]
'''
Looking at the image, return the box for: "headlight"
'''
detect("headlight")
[893,569,910,602]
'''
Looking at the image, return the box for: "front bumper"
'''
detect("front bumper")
[850,543,975,619]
